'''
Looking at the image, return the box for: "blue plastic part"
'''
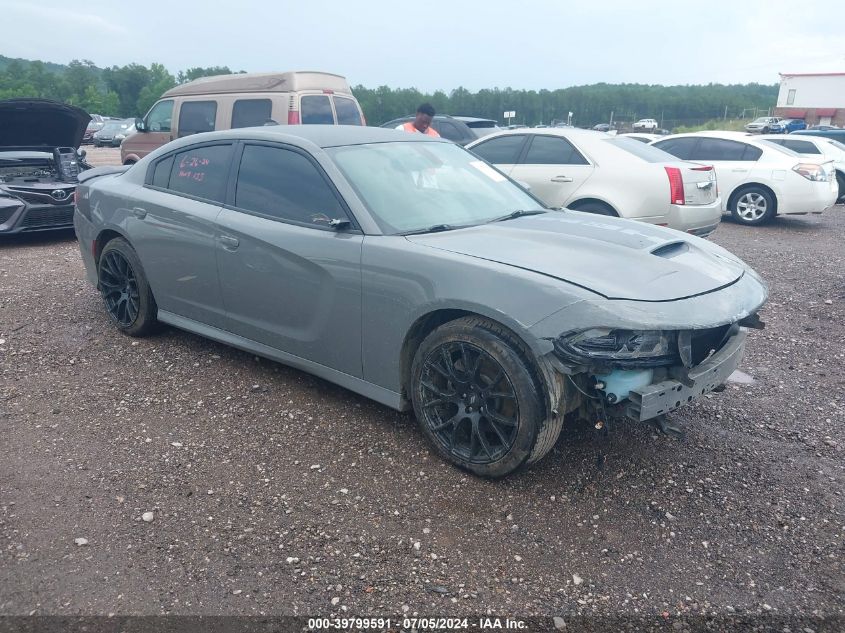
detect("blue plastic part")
[593,368,654,403]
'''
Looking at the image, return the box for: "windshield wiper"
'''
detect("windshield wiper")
[489,209,547,223]
[401,224,456,236]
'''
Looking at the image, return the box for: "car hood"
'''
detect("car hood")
[405,212,746,302]
[0,99,91,149]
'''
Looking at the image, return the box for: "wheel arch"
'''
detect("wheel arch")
[94,228,130,266]
[399,308,548,411]
[727,182,779,215]
[566,197,619,216]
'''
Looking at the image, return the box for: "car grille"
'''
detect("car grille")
[5,187,75,205]
[0,206,18,223]
[21,206,74,229]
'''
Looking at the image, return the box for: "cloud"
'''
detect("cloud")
[4,1,126,34]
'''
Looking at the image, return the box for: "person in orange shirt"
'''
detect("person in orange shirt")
[397,103,440,137]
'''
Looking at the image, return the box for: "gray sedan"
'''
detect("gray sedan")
[74,126,767,477]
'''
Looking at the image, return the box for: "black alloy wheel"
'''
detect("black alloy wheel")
[411,316,559,477]
[418,341,519,464]
[97,238,158,336]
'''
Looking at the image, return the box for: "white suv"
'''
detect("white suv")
[633,118,658,130]
[652,132,838,225]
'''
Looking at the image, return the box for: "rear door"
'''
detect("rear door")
[508,134,594,207]
[215,142,363,375]
[468,134,528,177]
[130,142,233,328]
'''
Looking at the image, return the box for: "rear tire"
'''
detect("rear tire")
[98,238,158,337]
[410,317,557,478]
[730,186,776,225]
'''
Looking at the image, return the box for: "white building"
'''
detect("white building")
[775,72,845,126]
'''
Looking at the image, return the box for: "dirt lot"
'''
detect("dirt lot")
[1,152,843,630]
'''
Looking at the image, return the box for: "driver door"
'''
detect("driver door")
[214,142,363,376]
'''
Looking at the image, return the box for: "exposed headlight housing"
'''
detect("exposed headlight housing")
[554,329,679,368]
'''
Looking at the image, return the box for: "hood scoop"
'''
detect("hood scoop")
[650,240,690,259]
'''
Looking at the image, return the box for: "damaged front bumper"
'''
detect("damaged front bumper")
[626,328,746,421]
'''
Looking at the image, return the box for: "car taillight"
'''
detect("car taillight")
[288,110,300,125]
[793,162,828,181]
[665,166,685,205]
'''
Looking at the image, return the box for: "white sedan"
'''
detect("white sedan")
[757,134,845,203]
[467,128,723,236]
[652,132,838,225]
[633,118,659,130]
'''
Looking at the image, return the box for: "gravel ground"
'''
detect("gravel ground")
[1,166,843,630]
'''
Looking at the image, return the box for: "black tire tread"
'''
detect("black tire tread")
[98,237,159,337]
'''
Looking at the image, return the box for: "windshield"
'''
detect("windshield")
[605,136,677,162]
[328,141,542,234]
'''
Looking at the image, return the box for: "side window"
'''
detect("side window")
[145,100,174,132]
[178,101,217,137]
[692,138,748,161]
[653,137,697,160]
[232,99,273,128]
[234,144,346,226]
[523,135,588,165]
[333,97,362,125]
[167,144,233,202]
[151,155,174,188]
[741,144,763,161]
[434,120,463,142]
[783,140,821,154]
[300,95,334,125]
[470,135,526,164]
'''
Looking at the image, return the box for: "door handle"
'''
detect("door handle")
[550,175,573,183]
[131,207,147,219]
[219,235,240,250]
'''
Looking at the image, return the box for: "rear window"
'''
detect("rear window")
[470,135,526,164]
[301,95,334,125]
[606,137,677,163]
[758,141,799,157]
[333,97,362,125]
[433,120,465,142]
[780,139,821,154]
[167,144,233,202]
[464,120,497,128]
[692,138,763,161]
[232,99,273,128]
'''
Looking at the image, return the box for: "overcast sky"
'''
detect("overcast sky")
[2,0,843,91]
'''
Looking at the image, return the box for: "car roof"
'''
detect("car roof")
[174,124,446,149]
[451,116,497,124]
[475,127,609,139]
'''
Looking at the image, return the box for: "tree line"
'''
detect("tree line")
[0,56,777,128]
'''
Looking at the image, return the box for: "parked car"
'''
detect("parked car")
[769,118,806,134]
[652,132,838,225]
[451,116,501,139]
[759,133,845,202]
[74,126,767,477]
[467,128,722,236]
[744,117,781,134]
[592,123,612,132]
[121,71,364,165]
[380,115,478,146]
[0,99,91,234]
[632,119,658,130]
[621,132,661,143]
[808,124,841,131]
[793,128,845,143]
[93,119,136,147]
[83,114,105,144]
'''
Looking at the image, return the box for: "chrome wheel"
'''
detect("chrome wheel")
[735,192,768,221]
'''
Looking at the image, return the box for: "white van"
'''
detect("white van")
[121,71,364,164]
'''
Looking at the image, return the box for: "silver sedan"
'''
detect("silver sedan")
[74,126,767,477]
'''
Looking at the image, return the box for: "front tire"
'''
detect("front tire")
[98,238,158,336]
[730,186,776,225]
[410,317,557,478]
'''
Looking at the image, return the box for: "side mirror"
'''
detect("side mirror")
[77,148,87,159]
[135,118,147,132]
